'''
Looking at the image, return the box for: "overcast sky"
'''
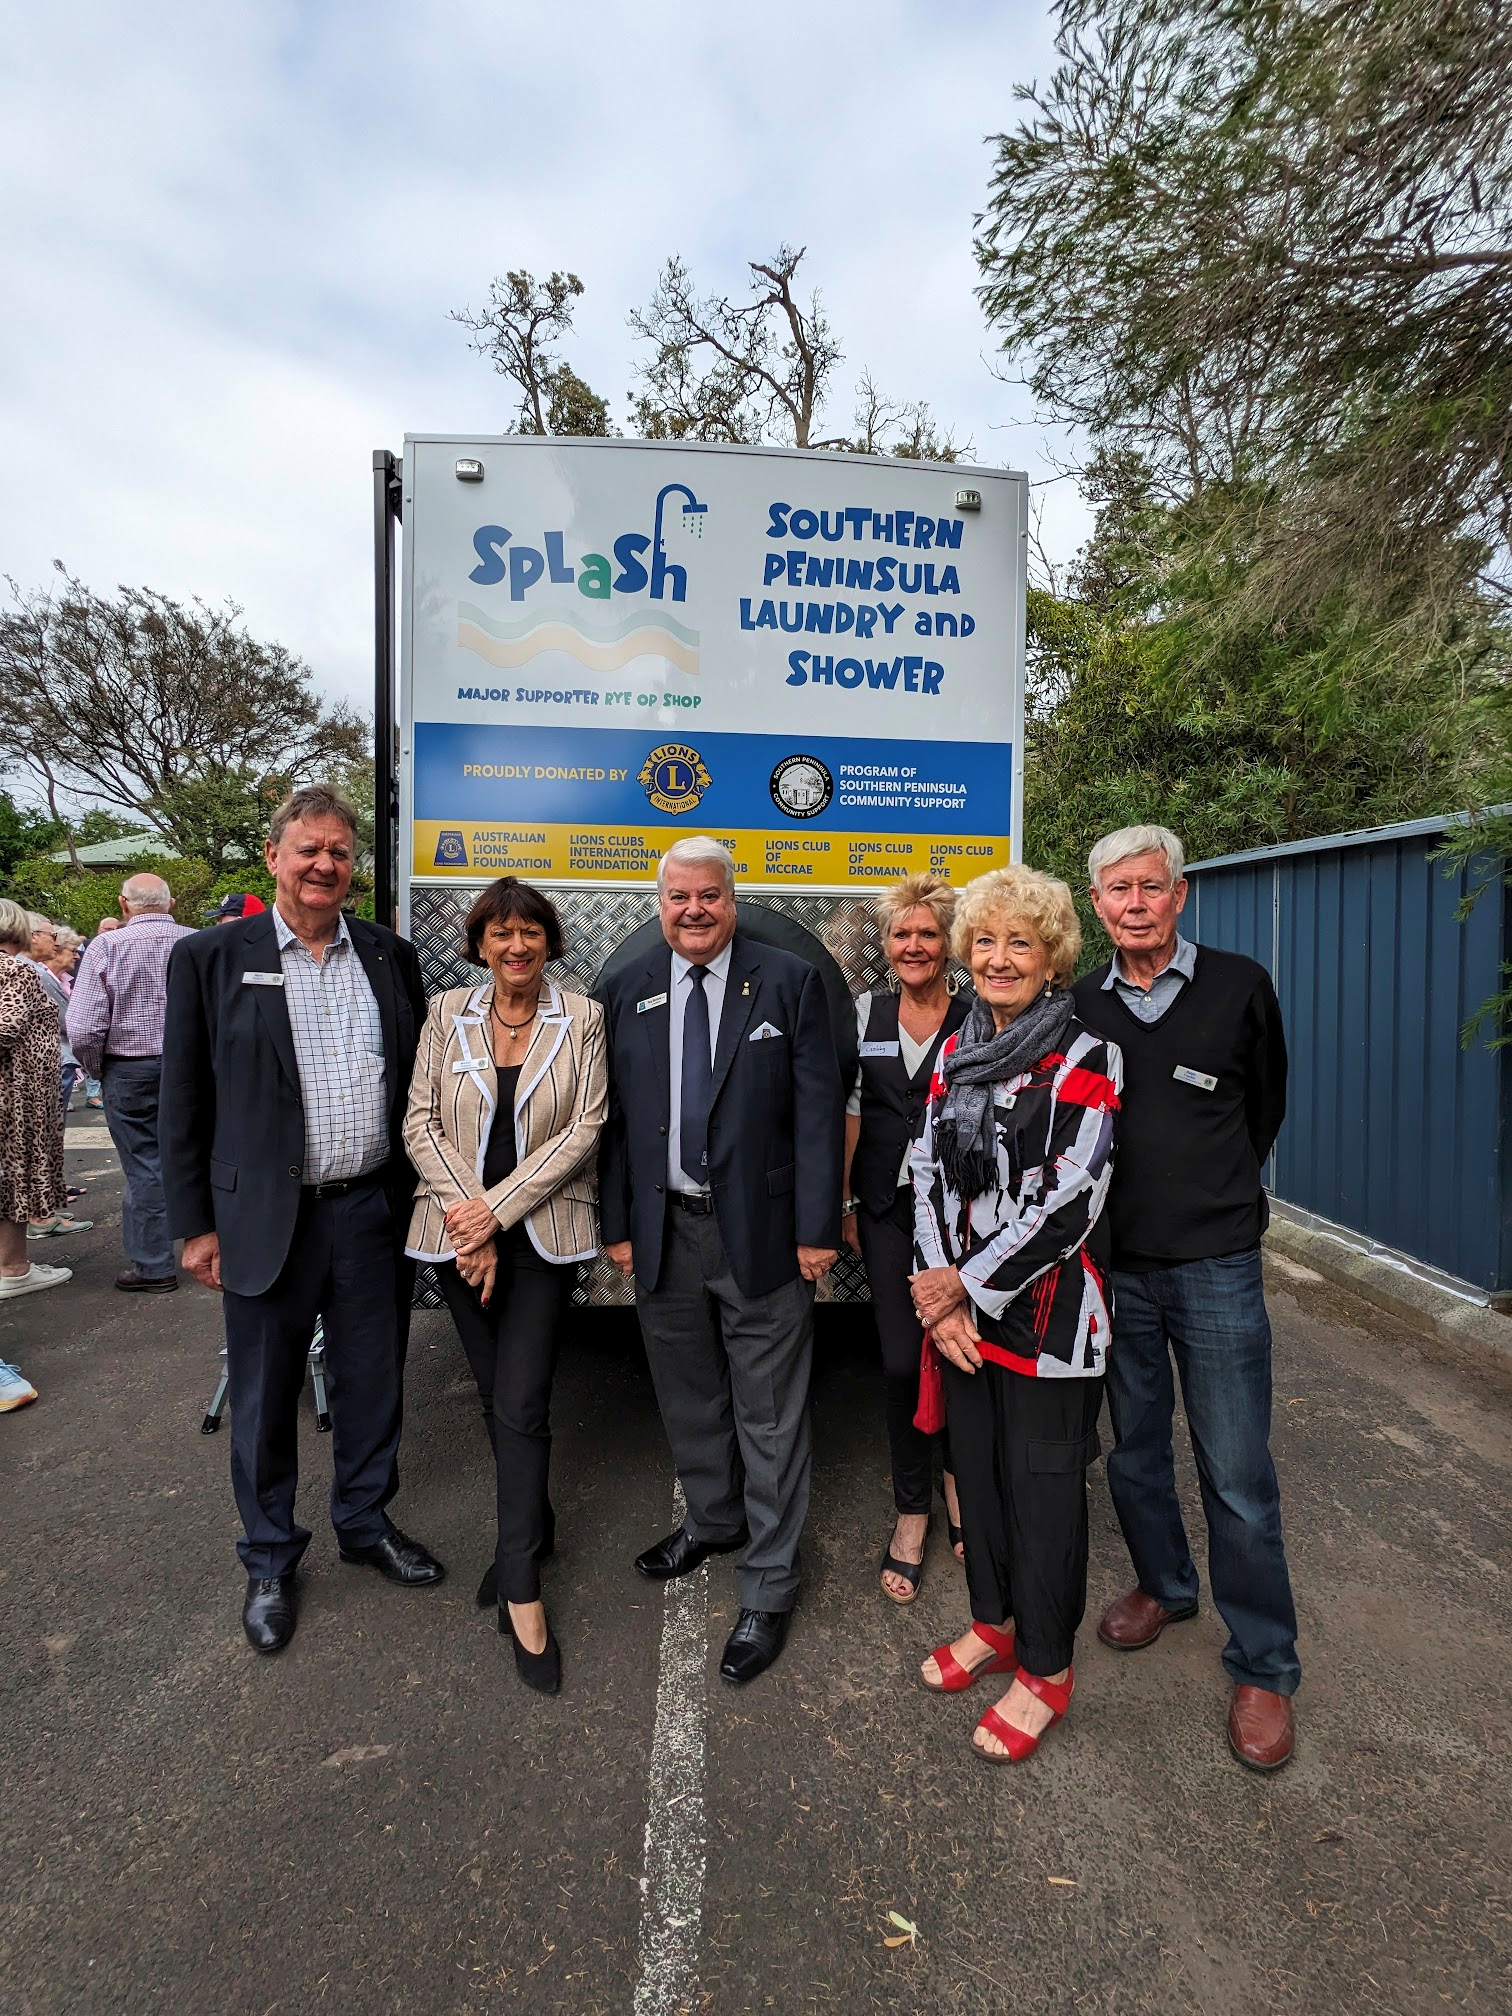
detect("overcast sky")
[1,0,1085,730]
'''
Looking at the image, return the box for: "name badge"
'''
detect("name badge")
[1173,1064,1217,1091]
[859,1040,901,1059]
[242,971,284,988]
[636,992,669,1014]
[452,1056,487,1073]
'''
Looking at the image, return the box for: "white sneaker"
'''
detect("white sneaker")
[0,1263,72,1298]
[0,1360,39,1409]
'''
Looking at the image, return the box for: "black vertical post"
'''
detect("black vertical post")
[372,449,401,929]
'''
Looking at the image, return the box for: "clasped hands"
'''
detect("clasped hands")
[910,1263,984,1372]
[446,1196,500,1305]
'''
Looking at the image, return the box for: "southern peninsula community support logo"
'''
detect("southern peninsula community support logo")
[770,754,833,819]
[433,830,469,867]
[639,743,711,816]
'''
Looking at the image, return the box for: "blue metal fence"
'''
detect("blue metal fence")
[1187,814,1511,1297]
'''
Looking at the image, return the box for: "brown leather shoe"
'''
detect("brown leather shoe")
[1096,1587,1198,1650]
[1227,1685,1295,1771]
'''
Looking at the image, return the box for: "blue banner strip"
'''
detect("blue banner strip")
[412,723,1011,835]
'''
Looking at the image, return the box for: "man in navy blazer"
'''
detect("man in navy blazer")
[598,836,843,1683]
[160,785,444,1654]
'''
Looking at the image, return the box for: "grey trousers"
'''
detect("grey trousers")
[101,1056,174,1278]
[636,1206,814,1612]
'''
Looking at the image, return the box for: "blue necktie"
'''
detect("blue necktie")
[680,965,712,1186]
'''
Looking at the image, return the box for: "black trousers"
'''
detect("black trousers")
[436,1230,569,1604]
[856,1188,950,1516]
[223,1178,402,1579]
[943,1356,1103,1677]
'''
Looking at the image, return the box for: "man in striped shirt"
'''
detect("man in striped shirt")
[67,873,196,1290]
[160,785,442,1655]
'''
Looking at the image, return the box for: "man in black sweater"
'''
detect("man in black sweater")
[1072,824,1298,1772]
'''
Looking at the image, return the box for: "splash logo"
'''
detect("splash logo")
[639,743,711,817]
[433,830,469,867]
[468,482,710,604]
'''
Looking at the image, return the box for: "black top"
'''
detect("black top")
[850,988,972,1218]
[1071,945,1287,1269]
[481,1065,522,1190]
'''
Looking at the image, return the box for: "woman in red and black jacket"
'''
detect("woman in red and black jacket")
[910,866,1122,1765]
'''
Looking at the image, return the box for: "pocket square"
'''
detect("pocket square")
[749,1021,784,1041]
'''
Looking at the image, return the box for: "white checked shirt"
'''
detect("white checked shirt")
[667,942,732,1195]
[272,907,388,1183]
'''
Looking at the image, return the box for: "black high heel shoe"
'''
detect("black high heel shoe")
[498,1600,562,1695]
[475,1506,558,1608]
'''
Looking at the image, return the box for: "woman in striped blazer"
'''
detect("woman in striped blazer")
[404,878,606,1694]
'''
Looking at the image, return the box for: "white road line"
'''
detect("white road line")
[634,1482,708,2016]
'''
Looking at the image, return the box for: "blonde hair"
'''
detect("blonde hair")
[874,871,956,943]
[0,898,32,952]
[951,865,1082,986]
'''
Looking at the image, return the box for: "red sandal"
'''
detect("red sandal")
[920,1620,1016,1693]
[972,1665,1074,1763]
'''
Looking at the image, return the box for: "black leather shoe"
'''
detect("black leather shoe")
[116,1270,178,1293]
[635,1523,748,1581]
[719,1608,791,1685]
[242,1576,296,1653]
[338,1524,445,1586]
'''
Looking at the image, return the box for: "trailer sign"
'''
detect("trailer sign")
[400,437,1026,891]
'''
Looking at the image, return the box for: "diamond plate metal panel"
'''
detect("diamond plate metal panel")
[405,884,952,1305]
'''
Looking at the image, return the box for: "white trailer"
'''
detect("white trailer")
[373,435,1028,1299]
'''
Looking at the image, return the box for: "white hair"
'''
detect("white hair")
[0,898,32,951]
[1088,824,1186,890]
[657,836,735,894]
[53,925,83,951]
[120,873,172,912]
[26,911,56,936]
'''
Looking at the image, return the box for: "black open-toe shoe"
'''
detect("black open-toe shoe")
[880,1514,931,1606]
[939,1476,964,1560]
[498,1601,561,1694]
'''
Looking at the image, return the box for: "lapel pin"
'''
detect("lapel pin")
[742,980,750,997]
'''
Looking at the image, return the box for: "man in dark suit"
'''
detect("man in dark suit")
[160,784,444,1654]
[599,836,843,1683]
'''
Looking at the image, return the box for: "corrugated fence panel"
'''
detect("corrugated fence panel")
[1189,821,1510,1293]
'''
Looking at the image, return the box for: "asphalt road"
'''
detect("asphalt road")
[2,1120,1510,2016]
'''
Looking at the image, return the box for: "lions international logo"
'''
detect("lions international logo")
[639,742,711,817]
[433,829,469,867]
[769,754,833,820]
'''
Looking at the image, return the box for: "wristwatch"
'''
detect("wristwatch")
[840,1198,858,1216]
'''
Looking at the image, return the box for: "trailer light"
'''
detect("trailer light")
[954,488,982,512]
[455,458,485,482]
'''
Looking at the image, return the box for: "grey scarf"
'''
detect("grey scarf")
[934,986,1076,1200]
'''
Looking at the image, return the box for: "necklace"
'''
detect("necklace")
[491,998,539,1038]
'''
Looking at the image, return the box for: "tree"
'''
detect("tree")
[629,246,849,447]
[0,571,371,875]
[0,790,63,879]
[848,373,973,462]
[449,271,615,436]
[977,0,1512,628]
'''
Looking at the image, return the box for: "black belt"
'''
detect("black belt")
[303,1173,384,1200]
[668,1190,716,1215]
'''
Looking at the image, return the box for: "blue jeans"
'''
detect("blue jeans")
[101,1056,174,1278]
[1106,1251,1300,1694]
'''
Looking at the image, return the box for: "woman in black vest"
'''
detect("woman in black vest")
[841,873,972,1603]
